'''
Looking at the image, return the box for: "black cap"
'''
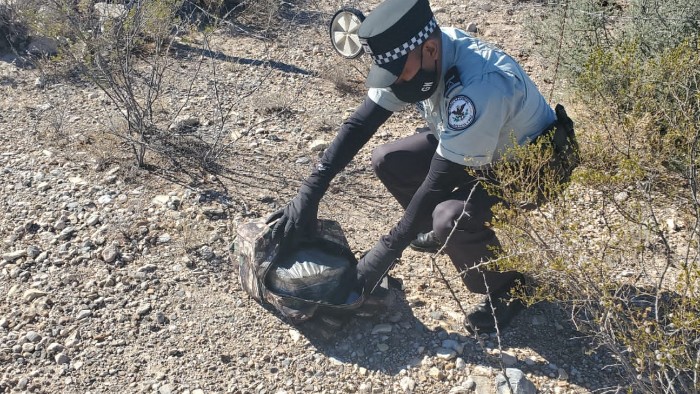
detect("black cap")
[358,0,436,88]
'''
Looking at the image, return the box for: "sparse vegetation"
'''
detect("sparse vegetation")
[487,1,700,391]
[2,0,699,392]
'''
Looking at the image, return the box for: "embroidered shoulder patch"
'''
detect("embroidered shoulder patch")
[443,66,462,97]
[447,95,475,130]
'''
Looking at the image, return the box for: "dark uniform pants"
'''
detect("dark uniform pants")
[370,131,521,295]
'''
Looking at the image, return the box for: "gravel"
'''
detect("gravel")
[0,0,640,392]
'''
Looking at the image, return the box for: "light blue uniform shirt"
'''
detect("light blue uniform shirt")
[368,27,556,167]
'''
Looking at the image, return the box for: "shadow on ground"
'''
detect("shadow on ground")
[267,291,626,391]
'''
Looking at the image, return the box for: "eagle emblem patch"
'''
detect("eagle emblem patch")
[447,95,475,130]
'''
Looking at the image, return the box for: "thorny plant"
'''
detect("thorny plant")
[12,0,324,171]
[426,183,516,394]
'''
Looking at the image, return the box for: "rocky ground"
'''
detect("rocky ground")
[0,1,638,393]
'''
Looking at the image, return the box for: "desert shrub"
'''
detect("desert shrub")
[492,1,700,391]
[17,0,298,168]
[0,2,30,53]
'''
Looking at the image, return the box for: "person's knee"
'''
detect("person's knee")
[371,145,391,177]
[433,200,486,240]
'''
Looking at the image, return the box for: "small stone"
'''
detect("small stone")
[495,368,536,394]
[152,195,171,206]
[3,249,26,262]
[448,385,470,394]
[198,245,215,261]
[442,339,463,353]
[496,351,517,367]
[53,218,67,230]
[138,264,157,273]
[25,331,42,343]
[86,213,100,226]
[68,176,87,186]
[192,390,204,394]
[76,310,92,320]
[169,116,200,131]
[21,342,35,352]
[371,324,392,334]
[23,289,47,302]
[16,377,28,390]
[309,140,328,152]
[37,181,51,191]
[101,244,119,263]
[295,157,310,164]
[399,377,415,392]
[472,365,492,376]
[429,311,443,320]
[0,317,8,328]
[558,368,569,380]
[26,245,41,259]
[614,191,629,202]
[464,377,476,390]
[157,234,172,244]
[159,383,175,394]
[454,357,466,370]
[137,304,152,316]
[57,226,76,240]
[436,347,457,360]
[288,329,301,342]
[428,367,444,381]
[377,343,389,352]
[466,22,478,33]
[47,343,64,353]
[524,356,537,366]
[97,195,113,205]
[55,352,71,365]
[329,357,344,366]
[35,251,49,263]
[65,332,81,348]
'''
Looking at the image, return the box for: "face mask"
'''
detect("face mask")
[391,46,438,103]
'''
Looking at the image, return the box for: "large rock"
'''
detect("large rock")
[26,37,59,57]
[495,368,536,394]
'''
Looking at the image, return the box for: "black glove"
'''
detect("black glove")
[357,239,402,295]
[266,183,321,249]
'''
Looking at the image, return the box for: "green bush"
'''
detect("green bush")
[494,1,700,391]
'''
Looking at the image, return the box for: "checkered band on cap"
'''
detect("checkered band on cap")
[369,17,437,65]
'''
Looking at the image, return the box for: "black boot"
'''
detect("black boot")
[409,231,443,253]
[465,280,526,334]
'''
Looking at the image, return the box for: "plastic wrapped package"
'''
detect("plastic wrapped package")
[236,219,364,324]
[266,242,357,305]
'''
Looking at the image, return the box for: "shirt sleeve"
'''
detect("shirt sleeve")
[304,96,392,193]
[437,73,514,167]
[368,87,409,113]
